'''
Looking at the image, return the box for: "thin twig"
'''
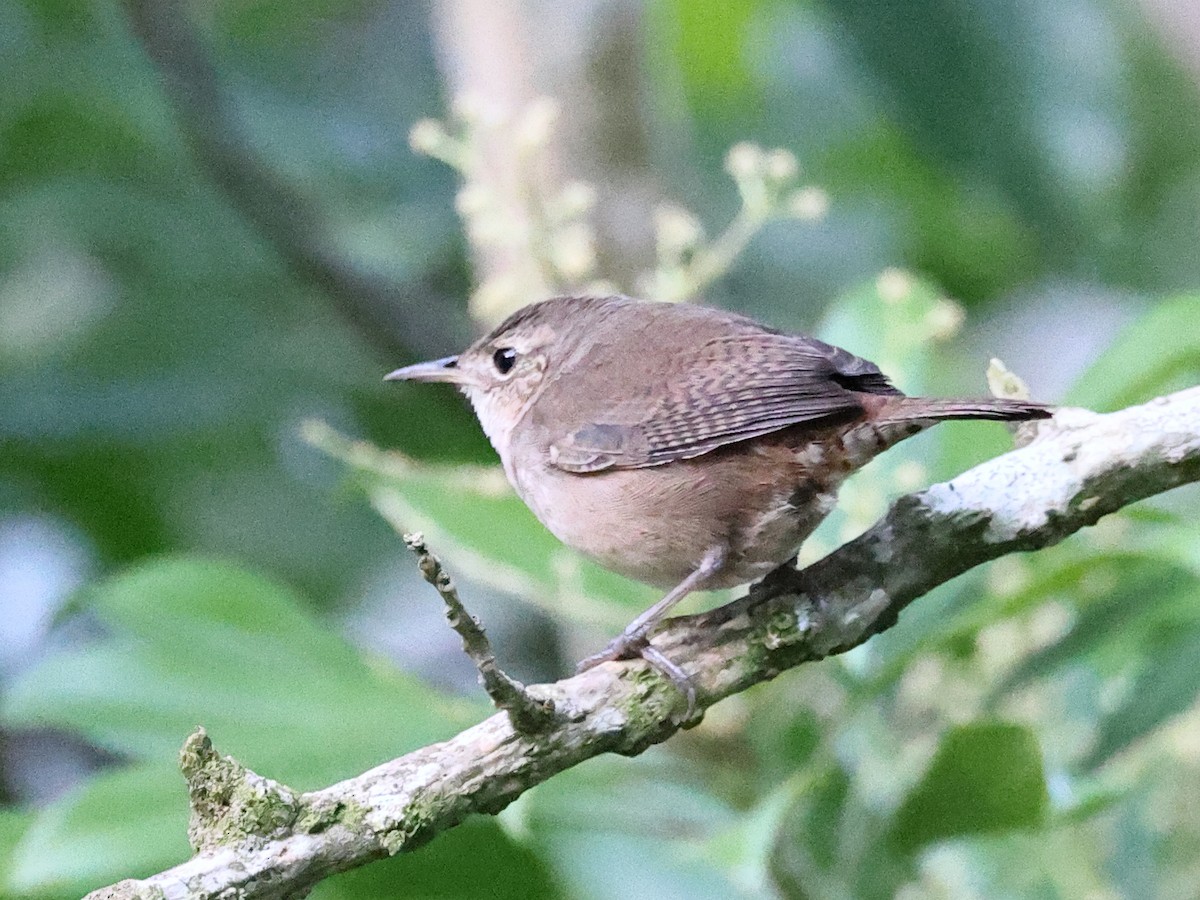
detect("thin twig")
[403,532,559,732]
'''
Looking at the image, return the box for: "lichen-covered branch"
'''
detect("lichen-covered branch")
[85,386,1200,900]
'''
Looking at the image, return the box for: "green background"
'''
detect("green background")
[3,0,1200,896]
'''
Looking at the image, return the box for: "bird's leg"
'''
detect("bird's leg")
[640,645,695,720]
[575,545,727,688]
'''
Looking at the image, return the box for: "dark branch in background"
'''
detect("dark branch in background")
[404,533,560,732]
[85,386,1200,900]
[121,0,471,360]
[0,730,11,806]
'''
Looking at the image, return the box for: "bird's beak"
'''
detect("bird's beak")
[383,355,463,384]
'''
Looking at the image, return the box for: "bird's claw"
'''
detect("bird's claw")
[575,633,699,726]
[574,630,648,673]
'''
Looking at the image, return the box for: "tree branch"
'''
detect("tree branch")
[85,386,1200,900]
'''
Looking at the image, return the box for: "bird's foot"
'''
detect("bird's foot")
[574,629,647,673]
[575,632,699,725]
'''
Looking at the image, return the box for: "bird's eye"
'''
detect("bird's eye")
[492,347,518,375]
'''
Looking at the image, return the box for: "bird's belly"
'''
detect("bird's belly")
[717,484,838,587]
[510,443,843,590]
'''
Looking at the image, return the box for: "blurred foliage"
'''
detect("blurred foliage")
[1068,293,1200,410]
[888,722,1048,853]
[3,0,1200,897]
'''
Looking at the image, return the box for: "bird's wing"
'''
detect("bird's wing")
[547,332,902,473]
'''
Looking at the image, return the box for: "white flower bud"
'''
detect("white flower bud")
[472,274,523,323]
[927,298,965,340]
[451,93,493,125]
[454,183,490,218]
[654,204,704,255]
[986,357,1031,399]
[724,142,763,180]
[551,223,596,280]
[409,119,448,156]
[516,97,560,149]
[876,267,913,304]
[788,186,829,221]
[558,181,597,217]
[764,148,799,182]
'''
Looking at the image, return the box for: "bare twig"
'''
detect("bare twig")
[85,386,1200,900]
[403,532,559,732]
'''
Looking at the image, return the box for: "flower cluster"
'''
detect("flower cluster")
[412,99,829,321]
[644,142,829,302]
[410,97,607,325]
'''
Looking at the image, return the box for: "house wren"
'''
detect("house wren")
[386,295,1050,698]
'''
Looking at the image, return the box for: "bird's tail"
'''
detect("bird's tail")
[839,395,1052,468]
[881,396,1054,425]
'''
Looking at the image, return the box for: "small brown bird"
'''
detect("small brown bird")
[387,295,1050,697]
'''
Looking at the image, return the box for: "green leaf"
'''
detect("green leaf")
[5,761,189,897]
[820,0,1116,272]
[2,558,487,894]
[1082,625,1200,771]
[313,818,562,900]
[908,826,1122,899]
[758,273,1014,692]
[1067,294,1200,411]
[520,752,746,900]
[648,0,760,121]
[986,559,1200,705]
[3,557,477,789]
[806,273,998,679]
[306,422,657,631]
[1116,508,1200,580]
[769,762,911,900]
[889,722,1048,852]
[705,771,812,896]
[0,807,34,900]
[743,706,823,787]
